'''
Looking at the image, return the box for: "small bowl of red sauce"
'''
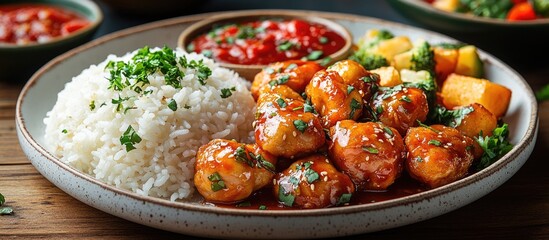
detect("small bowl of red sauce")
[0,0,102,81]
[178,11,353,80]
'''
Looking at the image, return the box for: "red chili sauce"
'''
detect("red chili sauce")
[0,4,90,45]
[188,19,346,65]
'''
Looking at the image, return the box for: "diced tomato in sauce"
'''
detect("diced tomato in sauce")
[189,19,346,65]
[0,4,90,45]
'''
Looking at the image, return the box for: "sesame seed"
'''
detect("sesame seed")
[283,134,287,141]
[310,184,315,191]
[324,176,328,181]
[321,171,328,176]
[292,131,297,137]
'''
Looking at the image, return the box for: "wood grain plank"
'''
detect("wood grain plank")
[0,120,28,165]
[0,164,197,239]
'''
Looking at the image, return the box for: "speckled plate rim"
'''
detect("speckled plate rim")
[0,0,103,49]
[16,9,538,220]
[391,0,549,27]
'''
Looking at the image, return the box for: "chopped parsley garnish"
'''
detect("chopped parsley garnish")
[304,167,319,184]
[276,98,287,108]
[62,129,67,134]
[278,186,295,207]
[0,193,12,215]
[179,55,212,85]
[234,146,254,167]
[430,105,474,128]
[362,146,379,154]
[376,105,384,115]
[269,75,290,86]
[168,99,178,111]
[183,104,191,109]
[89,100,96,111]
[286,63,298,71]
[475,123,513,170]
[383,127,394,136]
[289,175,300,186]
[347,85,355,95]
[361,75,376,83]
[236,25,256,39]
[250,152,276,173]
[201,50,213,58]
[143,90,153,95]
[120,125,142,152]
[208,172,226,192]
[277,41,295,51]
[400,96,412,103]
[105,46,185,91]
[220,86,236,98]
[293,119,308,133]
[349,98,361,118]
[417,120,440,133]
[428,139,442,146]
[306,50,323,60]
[319,36,329,44]
[304,103,316,113]
[336,193,352,206]
[319,57,332,67]
[111,95,132,113]
[415,156,424,162]
[259,205,267,210]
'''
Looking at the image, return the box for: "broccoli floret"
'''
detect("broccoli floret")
[350,29,395,70]
[410,41,436,76]
[349,52,389,70]
[457,0,513,19]
[534,0,549,17]
[400,69,437,107]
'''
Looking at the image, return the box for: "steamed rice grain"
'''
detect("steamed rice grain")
[43,48,256,201]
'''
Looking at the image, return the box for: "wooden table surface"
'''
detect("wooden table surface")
[2,1,549,239]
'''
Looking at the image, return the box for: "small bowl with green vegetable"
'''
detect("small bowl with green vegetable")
[178,10,353,81]
[388,0,549,61]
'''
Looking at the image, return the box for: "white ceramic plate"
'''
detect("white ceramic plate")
[16,10,538,239]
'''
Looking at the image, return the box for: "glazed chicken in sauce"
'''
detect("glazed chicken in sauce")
[194,139,277,203]
[305,70,364,128]
[254,86,325,159]
[193,50,512,209]
[370,85,429,135]
[329,120,405,191]
[404,125,477,188]
[274,154,355,209]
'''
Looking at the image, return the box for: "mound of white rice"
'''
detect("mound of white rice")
[43,47,256,201]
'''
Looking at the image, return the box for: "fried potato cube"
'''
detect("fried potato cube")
[370,66,402,87]
[441,74,511,118]
[455,103,498,138]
